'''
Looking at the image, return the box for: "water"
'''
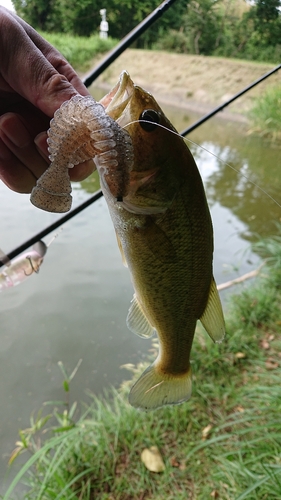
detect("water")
[0,96,280,494]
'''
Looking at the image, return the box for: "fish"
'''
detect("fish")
[30,72,225,410]
[0,241,47,290]
[98,71,225,410]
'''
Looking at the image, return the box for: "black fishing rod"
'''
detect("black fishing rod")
[1,49,280,266]
[1,0,178,268]
[83,0,178,87]
[1,63,280,268]
[2,63,280,268]
[0,191,103,266]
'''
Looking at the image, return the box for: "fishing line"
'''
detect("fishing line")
[46,227,63,248]
[123,119,281,211]
[2,119,279,269]
[1,0,279,266]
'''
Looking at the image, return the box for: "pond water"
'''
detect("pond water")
[1,90,281,493]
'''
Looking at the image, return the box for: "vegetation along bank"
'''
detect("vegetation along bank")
[13,0,281,64]
[3,1,281,496]
[5,231,281,499]
[39,31,281,140]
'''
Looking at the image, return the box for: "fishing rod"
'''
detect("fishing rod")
[83,0,178,87]
[1,0,177,268]
[0,191,102,268]
[2,6,280,265]
[2,63,280,267]
[2,63,280,268]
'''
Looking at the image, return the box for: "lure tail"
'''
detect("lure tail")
[128,362,192,410]
[30,161,72,213]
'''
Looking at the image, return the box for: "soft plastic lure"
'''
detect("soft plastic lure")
[30,95,134,213]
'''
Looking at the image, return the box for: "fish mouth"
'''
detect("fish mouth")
[99,70,134,123]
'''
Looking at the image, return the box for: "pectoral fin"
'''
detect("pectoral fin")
[126,294,156,338]
[115,231,128,267]
[200,278,225,343]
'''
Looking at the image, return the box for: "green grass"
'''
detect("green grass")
[249,86,281,143]
[40,32,118,72]
[2,231,281,500]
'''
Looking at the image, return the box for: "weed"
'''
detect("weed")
[40,32,117,72]
[2,233,281,499]
[249,86,281,143]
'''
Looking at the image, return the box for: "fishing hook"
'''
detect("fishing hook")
[24,256,39,276]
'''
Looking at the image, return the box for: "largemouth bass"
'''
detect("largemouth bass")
[99,71,225,410]
[30,71,225,410]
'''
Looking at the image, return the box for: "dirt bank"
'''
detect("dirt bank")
[84,49,280,121]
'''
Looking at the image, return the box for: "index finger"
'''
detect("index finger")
[0,8,90,117]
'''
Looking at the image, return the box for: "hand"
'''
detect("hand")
[0,7,95,193]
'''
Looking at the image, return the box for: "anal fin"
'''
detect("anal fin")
[115,231,128,267]
[126,294,156,339]
[200,277,225,343]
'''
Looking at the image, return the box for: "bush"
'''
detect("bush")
[249,85,281,143]
[40,32,117,71]
[4,230,281,499]
[152,29,190,54]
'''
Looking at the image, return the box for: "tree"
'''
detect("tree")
[11,0,188,41]
[249,0,281,49]
[12,0,56,30]
[256,0,281,21]
[106,0,187,47]
[183,0,223,55]
[58,0,100,36]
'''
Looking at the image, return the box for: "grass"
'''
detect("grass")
[40,32,117,72]
[2,231,281,499]
[249,86,281,144]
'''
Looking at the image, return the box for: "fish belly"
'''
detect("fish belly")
[108,185,213,410]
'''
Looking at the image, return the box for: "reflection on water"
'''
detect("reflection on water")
[92,85,281,239]
[191,139,281,240]
[0,89,280,493]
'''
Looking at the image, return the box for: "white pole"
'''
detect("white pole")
[99,9,109,39]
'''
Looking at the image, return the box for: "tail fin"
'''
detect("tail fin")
[128,363,192,410]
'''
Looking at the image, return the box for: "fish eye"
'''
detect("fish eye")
[139,109,160,132]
